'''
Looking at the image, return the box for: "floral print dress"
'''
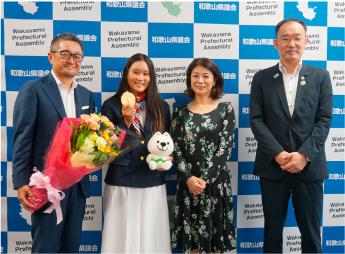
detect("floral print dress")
[171,102,237,254]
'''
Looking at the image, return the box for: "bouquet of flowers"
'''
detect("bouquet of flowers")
[26,113,139,224]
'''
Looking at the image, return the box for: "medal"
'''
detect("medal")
[121,92,135,105]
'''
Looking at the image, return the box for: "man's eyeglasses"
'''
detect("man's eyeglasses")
[277,37,305,44]
[51,51,84,62]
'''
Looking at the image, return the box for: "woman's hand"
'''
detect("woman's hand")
[121,104,136,128]
[187,176,206,195]
[157,157,173,171]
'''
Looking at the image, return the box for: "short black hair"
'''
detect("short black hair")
[185,58,224,100]
[275,18,307,38]
[50,32,84,54]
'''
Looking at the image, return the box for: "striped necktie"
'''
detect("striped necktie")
[131,92,147,136]
[132,111,141,136]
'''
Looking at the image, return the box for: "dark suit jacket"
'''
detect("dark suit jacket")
[12,73,95,197]
[101,96,171,188]
[250,62,333,182]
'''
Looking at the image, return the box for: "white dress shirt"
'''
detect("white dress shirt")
[279,60,302,117]
[137,108,147,128]
[51,70,77,118]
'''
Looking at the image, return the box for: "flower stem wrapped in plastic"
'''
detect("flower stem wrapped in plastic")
[26,113,140,224]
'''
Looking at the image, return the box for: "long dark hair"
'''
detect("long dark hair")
[115,53,165,134]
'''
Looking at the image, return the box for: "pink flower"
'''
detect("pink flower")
[109,153,114,157]
[101,116,110,122]
[80,114,93,122]
[81,115,99,130]
[106,140,110,143]
[87,120,100,130]
[105,129,110,133]
[110,134,118,142]
[99,131,104,136]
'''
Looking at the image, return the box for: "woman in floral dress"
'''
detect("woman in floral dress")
[171,58,237,254]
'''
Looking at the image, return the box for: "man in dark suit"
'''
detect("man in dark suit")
[250,18,332,253]
[12,33,95,253]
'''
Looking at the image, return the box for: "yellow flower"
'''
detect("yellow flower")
[99,147,111,153]
[88,133,98,142]
[90,114,101,122]
[111,151,118,157]
[103,131,110,141]
[96,137,107,149]
[102,120,110,126]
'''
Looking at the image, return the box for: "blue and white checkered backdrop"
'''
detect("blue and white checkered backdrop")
[1,1,344,253]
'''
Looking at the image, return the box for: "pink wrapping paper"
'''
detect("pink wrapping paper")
[26,118,126,214]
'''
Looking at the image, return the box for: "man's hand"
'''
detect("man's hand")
[17,184,36,212]
[280,152,308,173]
[275,151,292,166]
[187,176,206,195]
[157,157,173,171]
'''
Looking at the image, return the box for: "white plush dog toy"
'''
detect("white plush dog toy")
[146,132,174,170]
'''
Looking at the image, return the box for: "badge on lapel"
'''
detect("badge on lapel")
[300,73,308,86]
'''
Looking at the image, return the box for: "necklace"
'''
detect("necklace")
[196,101,213,111]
